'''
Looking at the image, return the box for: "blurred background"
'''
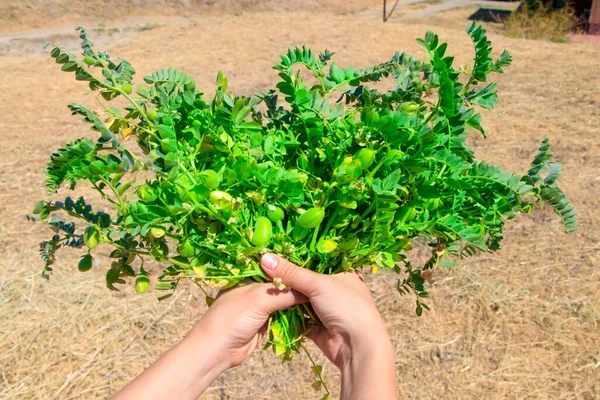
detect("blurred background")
[0,1,598,399]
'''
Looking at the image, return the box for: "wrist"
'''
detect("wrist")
[166,323,232,398]
[337,320,390,366]
[185,322,233,372]
[342,328,394,369]
[339,328,397,400]
[113,324,230,400]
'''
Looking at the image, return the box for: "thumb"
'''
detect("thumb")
[255,284,308,315]
[260,253,324,298]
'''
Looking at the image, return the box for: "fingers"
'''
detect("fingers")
[254,283,308,314]
[352,269,366,283]
[305,326,330,352]
[257,322,268,342]
[260,253,324,298]
[214,280,253,300]
[305,326,324,344]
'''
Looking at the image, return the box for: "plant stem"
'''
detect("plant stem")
[419,101,439,130]
[91,181,119,206]
[177,161,198,185]
[320,207,338,241]
[301,343,331,397]
[366,149,389,180]
[98,177,124,207]
[167,257,267,280]
[301,303,317,321]
[197,204,252,247]
[437,164,447,179]
[309,222,321,252]
[360,201,376,219]
[117,89,153,126]
[109,241,151,256]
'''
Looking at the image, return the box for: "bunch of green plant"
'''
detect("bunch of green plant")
[504,1,578,43]
[28,23,576,363]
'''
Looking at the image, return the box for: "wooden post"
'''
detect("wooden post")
[591,0,600,34]
[382,0,400,22]
[383,0,388,22]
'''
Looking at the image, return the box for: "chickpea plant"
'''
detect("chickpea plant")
[29,24,577,365]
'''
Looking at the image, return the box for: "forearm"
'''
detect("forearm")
[113,328,229,400]
[340,331,397,400]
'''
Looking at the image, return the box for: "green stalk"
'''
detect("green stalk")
[109,241,152,256]
[197,204,252,248]
[366,150,389,180]
[117,89,153,125]
[177,162,198,185]
[98,177,124,208]
[319,207,338,241]
[167,257,267,280]
[301,343,331,398]
[437,164,447,179]
[309,222,321,252]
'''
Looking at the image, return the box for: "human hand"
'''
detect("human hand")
[188,282,307,368]
[113,282,306,400]
[260,253,398,400]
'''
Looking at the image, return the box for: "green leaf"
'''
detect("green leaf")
[68,104,116,144]
[438,260,459,267]
[329,62,345,84]
[50,47,61,58]
[164,152,178,169]
[466,83,498,109]
[45,138,97,193]
[61,61,78,72]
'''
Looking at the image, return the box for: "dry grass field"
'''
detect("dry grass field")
[0,1,599,399]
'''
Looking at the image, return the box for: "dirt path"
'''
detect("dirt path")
[360,0,517,20]
[0,16,196,56]
[0,0,521,57]
[400,0,516,19]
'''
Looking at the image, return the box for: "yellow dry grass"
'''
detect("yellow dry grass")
[503,3,578,43]
[0,3,599,399]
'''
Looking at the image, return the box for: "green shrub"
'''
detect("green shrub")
[28,23,576,361]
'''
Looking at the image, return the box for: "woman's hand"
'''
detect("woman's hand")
[113,282,306,400]
[260,253,398,400]
[189,282,307,368]
[114,254,397,400]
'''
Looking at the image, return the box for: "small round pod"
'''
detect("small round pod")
[298,207,325,229]
[267,205,285,222]
[78,253,94,272]
[84,225,101,250]
[209,191,233,210]
[135,269,150,294]
[252,216,273,248]
[177,239,196,258]
[354,148,377,169]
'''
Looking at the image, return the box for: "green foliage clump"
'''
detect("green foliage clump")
[28,23,576,360]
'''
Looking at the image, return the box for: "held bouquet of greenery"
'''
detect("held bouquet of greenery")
[29,23,576,360]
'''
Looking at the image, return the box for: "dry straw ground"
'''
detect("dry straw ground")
[0,1,599,399]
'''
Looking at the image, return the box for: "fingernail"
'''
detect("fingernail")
[261,253,278,271]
